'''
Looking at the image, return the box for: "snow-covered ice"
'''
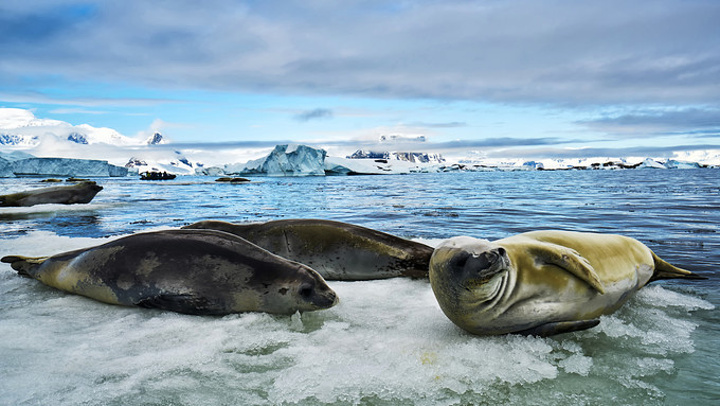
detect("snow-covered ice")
[0,231,712,405]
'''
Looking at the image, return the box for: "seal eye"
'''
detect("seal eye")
[299,283,313,298]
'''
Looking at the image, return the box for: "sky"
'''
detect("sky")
[1,0,719,162]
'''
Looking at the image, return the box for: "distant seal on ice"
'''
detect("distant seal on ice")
[183,219,434,280]
[0,181,103,207]
[429,230,705,337]
[1,229,338,315]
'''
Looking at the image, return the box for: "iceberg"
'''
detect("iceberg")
[664,159,702,169]
[636,158,667,169]
[225,144,327,176]
[1,156,128,178]
[1,151,35,177]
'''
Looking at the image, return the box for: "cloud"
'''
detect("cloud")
[294,108,333,122]
[1,0,718,106]
[408,121,467,128]
[497,144,720,160]
[435,137,575,148]
[577,107,720,137]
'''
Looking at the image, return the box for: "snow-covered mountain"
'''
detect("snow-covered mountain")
[0,133,38,147]
[348,149,445,164]
[145,132,167,145]
[0,108,163,147]
[2,108,719,177]
[124,150,200,175]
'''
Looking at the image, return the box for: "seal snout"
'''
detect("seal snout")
[464,247,509,281]
[306,283,339,309]
[297,274,339,309]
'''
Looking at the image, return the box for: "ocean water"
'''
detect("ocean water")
[0,170,718,405]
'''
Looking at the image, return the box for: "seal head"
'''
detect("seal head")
[430,237,511,330]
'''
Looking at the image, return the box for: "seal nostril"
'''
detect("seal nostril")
[498,247,506,256]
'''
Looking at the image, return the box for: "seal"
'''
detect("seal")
[183,219,434,280]
[1,229,338,315]
[429,230,705,337]
[0,181,103,207]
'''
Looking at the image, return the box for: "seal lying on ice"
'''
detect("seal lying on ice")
[2,229,338,315]
[0,181,103,207]
[429,230,705,337]
[183,219,434,280]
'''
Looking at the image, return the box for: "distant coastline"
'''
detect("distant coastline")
[2,145,717,179]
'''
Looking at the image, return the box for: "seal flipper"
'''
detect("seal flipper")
[136,294,226,315]
[1,255,48,277]
[649,251,706,282]
[515,319,601,337]
[528,243,605,294]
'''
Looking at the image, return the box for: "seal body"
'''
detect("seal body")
[429,230,703,336]
[0,181,103,207]
[183,219,434,280]
[2,229,338,315]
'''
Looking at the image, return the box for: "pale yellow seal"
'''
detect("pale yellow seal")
[429,230,704,336]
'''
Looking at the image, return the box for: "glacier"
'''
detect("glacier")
[0,152,128,178]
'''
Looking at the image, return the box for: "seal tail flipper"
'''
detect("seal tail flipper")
[649,252,706,282]
[515,319,601,337]
[0,256,48,277]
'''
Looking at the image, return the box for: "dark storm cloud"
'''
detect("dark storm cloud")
[294,108,333,122]
[1,0,718,105]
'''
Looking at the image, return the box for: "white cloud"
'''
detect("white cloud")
[2,0,718,105]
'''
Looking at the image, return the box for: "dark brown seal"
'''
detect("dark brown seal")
[183,219,434,280]
[0,181,102,207]
[2,229,338,315]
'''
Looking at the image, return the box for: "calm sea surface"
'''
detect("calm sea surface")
[0,170,718,405]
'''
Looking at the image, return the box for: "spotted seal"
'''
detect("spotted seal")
[183,219,434,280]
[2,229,338,315]
[429,230,704,336]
